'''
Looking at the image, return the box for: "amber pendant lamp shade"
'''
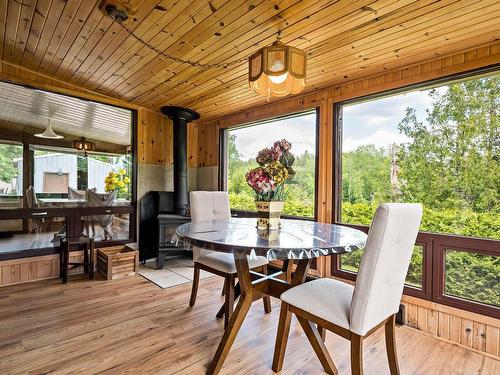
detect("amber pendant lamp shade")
[249,40,306,98]
[74,137,95,153]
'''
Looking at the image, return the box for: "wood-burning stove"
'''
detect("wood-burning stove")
[139,191,190,269]
[139,106,200,269]
[158,213,190,267]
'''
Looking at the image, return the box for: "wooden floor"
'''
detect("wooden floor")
[0,275,498,375]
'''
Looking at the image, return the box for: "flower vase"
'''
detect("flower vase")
[255,201,284,230]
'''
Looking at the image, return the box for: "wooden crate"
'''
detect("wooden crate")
[96,245,139,280]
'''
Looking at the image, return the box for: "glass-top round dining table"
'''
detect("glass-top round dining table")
[176,217,367,260]
[176,217,367,375]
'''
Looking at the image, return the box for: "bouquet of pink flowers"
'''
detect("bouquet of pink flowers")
[246,139,295,201]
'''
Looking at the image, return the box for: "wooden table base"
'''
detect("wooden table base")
[206,252,311,375]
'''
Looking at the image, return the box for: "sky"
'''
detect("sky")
[343,86,447,152]
[230,86,448,161]
[230,112,317,160]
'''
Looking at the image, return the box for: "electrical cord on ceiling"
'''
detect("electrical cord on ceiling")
[114,19,248,70]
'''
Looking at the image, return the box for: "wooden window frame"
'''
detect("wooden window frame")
[433,235,499,318]
[219,108,321,221]
[331,69,500,318]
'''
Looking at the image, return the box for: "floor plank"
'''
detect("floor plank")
[0,275,497,374]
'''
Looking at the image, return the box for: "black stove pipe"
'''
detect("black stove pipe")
[160,106,200,216]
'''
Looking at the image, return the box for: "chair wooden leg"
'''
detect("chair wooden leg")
[224,275,235,329]
[59,245,64,279]
[262,295,272,313]
[89,239,95,280]
[221,278,227,296]
[216,301,225,319]
[272,302,293,372]
[297,316,338,375]
[385,315,400,375]
[83,242,89,275]
[318,325,326,342]
[350,334,364,375]
[189,263,200,307]
[262,265,272,314]
[272,259,312,373]
[63,240,70,284]
[217,281,240,319]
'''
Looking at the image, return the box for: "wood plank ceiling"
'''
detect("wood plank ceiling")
[0,0,499,121]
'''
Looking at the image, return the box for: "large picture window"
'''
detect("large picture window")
[224,111,317,217]
[336,73,499,314]
[0,81,136,258]
[341,75,499,239]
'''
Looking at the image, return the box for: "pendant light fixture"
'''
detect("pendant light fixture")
[248,33,307,99]
[73,137,95,156]
[35,119,64,139]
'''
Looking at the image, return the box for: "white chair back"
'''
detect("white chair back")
[349,203,422,335]
[190,191,231,222]
[189,191,231,261]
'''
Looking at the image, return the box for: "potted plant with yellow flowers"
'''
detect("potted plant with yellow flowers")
[246,139,295,230]
[104,169,130,198]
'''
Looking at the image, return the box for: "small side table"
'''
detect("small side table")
[61,236,95,283]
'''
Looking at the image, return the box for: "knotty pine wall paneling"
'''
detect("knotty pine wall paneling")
[196,122,219,168]
[195,122,219,191]
[401,295,499,359]
[0,64,203,184]
[137,108,199,168]
[137,108,172,165]
[136,108,199,199]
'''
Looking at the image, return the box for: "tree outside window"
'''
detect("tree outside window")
[340,74,499,305]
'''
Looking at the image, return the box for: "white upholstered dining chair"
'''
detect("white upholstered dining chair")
[272,203,423,375]
[189,191,271,328]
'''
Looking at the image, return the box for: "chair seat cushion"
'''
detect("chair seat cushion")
[197,252,268,274]
[281,278,354,331]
